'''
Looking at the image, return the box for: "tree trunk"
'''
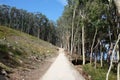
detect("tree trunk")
[94,53,97,69]
[117,63,120,80]
[106,34,120,80]
[101,52,103,68]
[100,43,103,67]
[71,5,76,55]
[82,25,85,65]
[93,39,100,69]
[117,44,120,80]
[37,27,40,39]
[67,36,70,52]
[78,44,81,56]
[66,32,69,52]
[90,28,98,64]
[114,0,120,14]
[21,17,23,32]
[108,26,112,42]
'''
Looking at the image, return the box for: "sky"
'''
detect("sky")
[0,0,67,22]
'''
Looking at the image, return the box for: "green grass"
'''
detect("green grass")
[0,26,57,72]
[83,63,117,80]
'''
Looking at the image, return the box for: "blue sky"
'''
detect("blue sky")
[0,0,67,22]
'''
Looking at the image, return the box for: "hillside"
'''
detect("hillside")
[0,26,58,79]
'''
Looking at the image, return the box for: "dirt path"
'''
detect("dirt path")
[40,48,85,80]
[9,54,57,80]
[23,56,57,80]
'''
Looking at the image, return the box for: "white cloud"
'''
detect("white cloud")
[57,0,67,6]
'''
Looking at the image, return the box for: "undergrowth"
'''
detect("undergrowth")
[83,63,117,80]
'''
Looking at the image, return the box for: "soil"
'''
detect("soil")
[8,55,57,80]
[75,65,91,80]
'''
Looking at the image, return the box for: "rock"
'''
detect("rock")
[12,46,16,50]
[7,43,10,47]
[3,37,6,40]
[18,59,23,64]
[88,75,91,80]
[15,41,18,44]
[8,52,13,56]
[47,50,50,53]
[0,69,7,76]
[0,75,8,80]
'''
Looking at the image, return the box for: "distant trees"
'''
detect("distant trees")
[0,5,57,44]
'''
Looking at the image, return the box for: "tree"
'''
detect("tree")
[106,34,120,80]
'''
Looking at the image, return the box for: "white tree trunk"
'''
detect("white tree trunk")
[114,0,120,14]
[117,44,120,80]
[90,28,97,64]
[94,53,97,69]
[117,63,120,80]
[67,36,70,52]
[101,52,103,67]
[106,34,120,80]
[71,5,76,55]
[82,25,85,65]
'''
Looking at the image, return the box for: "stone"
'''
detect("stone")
[1,69,7,76]
[0,75,8,80]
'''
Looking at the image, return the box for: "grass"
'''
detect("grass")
[0,26,57,73]
[83,63,117,80]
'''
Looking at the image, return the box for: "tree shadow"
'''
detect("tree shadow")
[72,59,90,65]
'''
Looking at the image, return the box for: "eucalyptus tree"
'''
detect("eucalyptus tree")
[114,1,120,79]
[106,0,120,80]
[57,17,70,48]
[79,0,108,65]
[57,0,87,64]
[57,1,74,50]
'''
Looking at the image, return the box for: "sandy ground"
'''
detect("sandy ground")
[40,48,85,80]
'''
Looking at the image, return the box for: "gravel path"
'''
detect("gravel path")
[40,48,85,80]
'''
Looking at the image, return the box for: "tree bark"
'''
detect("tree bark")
[117,44,120,80]
[101,52,103,68]
[114,0,120,14]
[106,34,120,80]
[90,28,98,64]
[71,5,76,55]
[82,25,85,65]
[94,53,97,69]
[117,63,120,80]
[93,39,100,69]
[37,27,40,39]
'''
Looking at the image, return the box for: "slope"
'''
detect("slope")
[0,26,58,79]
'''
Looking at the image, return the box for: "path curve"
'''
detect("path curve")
[40,48,85,80]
